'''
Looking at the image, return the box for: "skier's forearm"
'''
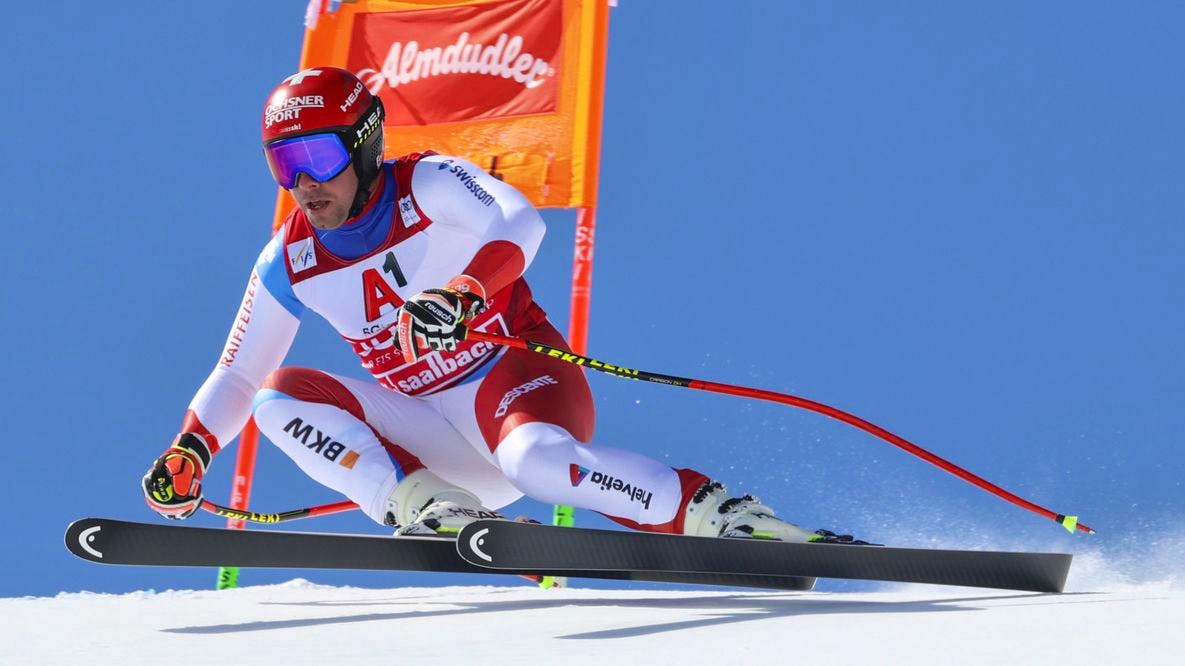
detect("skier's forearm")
[180,268,300,451]
[183,364,263,450]
[452,196,545,296]
[458,240,526,297]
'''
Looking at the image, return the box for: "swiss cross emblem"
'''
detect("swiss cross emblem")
[285,69,322,85]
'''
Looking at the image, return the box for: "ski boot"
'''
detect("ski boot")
[683,481,814,542]
[383,469,504,537]
[683,481,874,544]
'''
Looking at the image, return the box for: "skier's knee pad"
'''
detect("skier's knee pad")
[493,421,577,492]
[261,366,356,410]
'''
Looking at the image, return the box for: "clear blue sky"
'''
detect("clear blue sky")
[2,2,1182,596]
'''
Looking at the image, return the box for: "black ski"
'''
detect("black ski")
[456,520,1072,593]
[65,518,814,591]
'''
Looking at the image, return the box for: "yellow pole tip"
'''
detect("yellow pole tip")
[1060,515,1079,533]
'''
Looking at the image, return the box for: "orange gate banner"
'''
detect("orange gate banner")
[274,0,610,227]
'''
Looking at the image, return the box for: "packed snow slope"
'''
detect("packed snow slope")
[6,580,1182,665]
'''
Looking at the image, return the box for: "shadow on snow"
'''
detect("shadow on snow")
[162,590,1085,639]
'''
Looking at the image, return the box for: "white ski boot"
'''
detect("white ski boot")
[383,469,504,537]
[682,481,816,542]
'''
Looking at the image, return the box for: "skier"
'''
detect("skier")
[142,67,846,544]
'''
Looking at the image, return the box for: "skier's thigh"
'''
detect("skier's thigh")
[330,372,523,509]
[445,332,594,454]
[268,367,523,507]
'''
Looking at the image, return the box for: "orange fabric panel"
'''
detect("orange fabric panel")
[272,0,610,230]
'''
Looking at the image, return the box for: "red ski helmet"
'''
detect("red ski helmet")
[261,67,385,201]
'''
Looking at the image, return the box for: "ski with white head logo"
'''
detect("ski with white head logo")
[455,520,1072,593]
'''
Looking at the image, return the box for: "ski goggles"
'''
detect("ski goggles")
[263,132,352,190]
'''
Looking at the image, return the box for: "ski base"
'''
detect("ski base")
[456,520,1072,593]
[65,518,814,591]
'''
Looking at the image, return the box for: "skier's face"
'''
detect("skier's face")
[291,164,359,230]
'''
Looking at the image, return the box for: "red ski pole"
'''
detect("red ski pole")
[464,328,1095,535]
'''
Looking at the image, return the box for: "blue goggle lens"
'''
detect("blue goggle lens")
[264,133,351,189]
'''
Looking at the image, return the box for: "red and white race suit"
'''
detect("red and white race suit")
[179,153,707,531]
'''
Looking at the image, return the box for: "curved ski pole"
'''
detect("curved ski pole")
[200,498,359,524]
[463,328,1095,535]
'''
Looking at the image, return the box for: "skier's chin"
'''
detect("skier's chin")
[305,205,348,230]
